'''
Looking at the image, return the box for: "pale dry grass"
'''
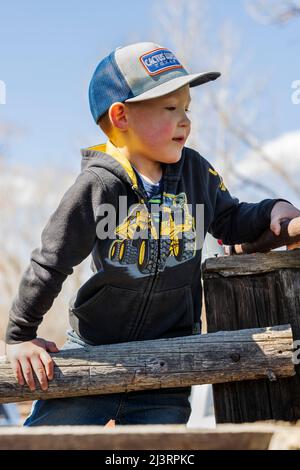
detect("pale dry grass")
[0,303,69,349]
[0,263,89,348]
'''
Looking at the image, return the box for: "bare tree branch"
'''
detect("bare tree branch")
[232,168,278,198]
[246,0,300,25]
[210,98,300,197]
[215,146,279,198]
[151,0,300,200]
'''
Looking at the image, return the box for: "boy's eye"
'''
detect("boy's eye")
[165,107,191,112]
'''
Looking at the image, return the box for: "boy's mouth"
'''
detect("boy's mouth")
[172,137,185,144]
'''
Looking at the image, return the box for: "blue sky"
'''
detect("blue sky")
[0,0,299,171]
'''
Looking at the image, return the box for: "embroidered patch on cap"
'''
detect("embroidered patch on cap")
[140,48,183,76]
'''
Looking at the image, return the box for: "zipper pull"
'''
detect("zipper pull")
[132,185,149,207]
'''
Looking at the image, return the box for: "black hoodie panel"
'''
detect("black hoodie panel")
[6,146,286,345]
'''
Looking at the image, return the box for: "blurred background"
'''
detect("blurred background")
[0,0,299,425]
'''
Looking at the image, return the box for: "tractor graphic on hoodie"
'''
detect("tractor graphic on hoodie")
[108,192,196,275]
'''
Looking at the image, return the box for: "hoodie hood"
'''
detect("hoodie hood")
[80,139,186,195]
[81,140,139,189]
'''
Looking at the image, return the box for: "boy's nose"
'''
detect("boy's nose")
[179,114,191,128]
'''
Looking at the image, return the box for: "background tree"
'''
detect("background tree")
[151,0,300,200]
[0,127,88,346]
[246,0,300,25]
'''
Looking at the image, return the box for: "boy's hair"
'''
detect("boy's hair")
[98,111,112,137]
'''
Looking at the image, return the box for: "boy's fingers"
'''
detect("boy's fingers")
[31,355,48,391]
[12,359,24,386]
[19,357,36,391]
[40,350,54,381]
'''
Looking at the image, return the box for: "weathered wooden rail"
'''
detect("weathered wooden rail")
[0,325,295,403]
[0,423,300,450]
[203,249,300,423]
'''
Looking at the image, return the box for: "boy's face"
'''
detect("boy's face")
[125,84,191,164]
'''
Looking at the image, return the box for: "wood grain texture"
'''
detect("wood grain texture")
[203,250,300,276]
[0,423,283,450]
[203,252,300,423]
[1,423,300,450]
[269,428,300,450]
[0,326,294,403]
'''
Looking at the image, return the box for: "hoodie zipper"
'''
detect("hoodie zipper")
[129,184,162,341]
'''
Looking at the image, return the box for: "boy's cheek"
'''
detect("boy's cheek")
[145,126,173,145]
[154,122,176,141]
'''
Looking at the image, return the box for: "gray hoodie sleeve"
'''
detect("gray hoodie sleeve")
[206,162,291,245]
[5,169,104,344]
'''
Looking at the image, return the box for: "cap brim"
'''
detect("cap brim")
[125,72,221,103]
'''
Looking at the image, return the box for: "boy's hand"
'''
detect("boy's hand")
[5,338,59,391]
[270,201,300,236]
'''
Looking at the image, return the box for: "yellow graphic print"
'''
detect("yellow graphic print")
[108,192,197,275]
[209,168,227,192]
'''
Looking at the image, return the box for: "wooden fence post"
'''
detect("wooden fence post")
[202,250,300,423]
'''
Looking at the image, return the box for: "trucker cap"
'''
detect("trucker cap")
[89,41,221,124]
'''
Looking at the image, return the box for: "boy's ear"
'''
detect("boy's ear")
[108,102,128,131]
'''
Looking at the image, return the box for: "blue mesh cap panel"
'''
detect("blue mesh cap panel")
[89,51,135,123]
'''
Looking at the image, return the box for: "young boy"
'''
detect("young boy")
[5,42,300,426]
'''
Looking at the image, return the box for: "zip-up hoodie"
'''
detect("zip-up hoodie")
[5,142,287,345]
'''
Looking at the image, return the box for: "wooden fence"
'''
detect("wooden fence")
[203,250,300,423]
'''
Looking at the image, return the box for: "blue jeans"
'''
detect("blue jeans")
[24,330,191,426]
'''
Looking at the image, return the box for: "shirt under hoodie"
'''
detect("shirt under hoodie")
[5,141,289,345]
[132,167,163,200]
